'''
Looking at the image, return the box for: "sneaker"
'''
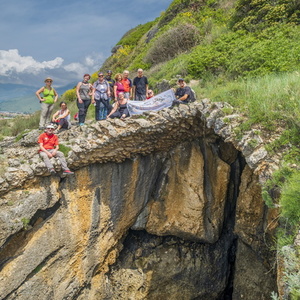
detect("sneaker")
[49,168,56,174]
[63,170,74,175]
[79,123,84,126]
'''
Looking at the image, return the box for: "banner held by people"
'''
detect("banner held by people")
[127,89,176,116]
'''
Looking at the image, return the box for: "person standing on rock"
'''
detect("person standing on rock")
[133,69,148,101]
[92,72,111,120]
[38,124,74,175]
[113,73,125,100]
[122,70,132,99]
[36,77,58,130]
[105,70,115,100]
[76,74,93,126]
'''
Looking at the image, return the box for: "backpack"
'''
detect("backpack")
[189,88,196,102]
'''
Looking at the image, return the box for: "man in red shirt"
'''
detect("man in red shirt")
[38,124,74,175]
[122,70,132,99]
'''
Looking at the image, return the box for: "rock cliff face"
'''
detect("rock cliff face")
[0,101,279,299]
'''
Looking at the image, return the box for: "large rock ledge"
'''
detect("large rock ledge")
[0,99,281,299]
[0,100,277,196]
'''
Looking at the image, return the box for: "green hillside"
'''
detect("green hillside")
[93,0,299,164]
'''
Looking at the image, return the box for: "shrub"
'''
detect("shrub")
[117,21,156,46]
[231,0,300,32]
[280,171,300,225]
[145,23,200,65]
[188,24,300,80]
[61,89,76,102]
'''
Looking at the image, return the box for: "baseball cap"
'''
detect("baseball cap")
[178,78,185,82]
[46,124,55,129]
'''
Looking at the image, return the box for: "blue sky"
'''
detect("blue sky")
[0,0,173,87]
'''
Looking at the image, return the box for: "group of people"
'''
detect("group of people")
[35,77,73,176]
[71,68,152,124]
[35,77,71,131]
[35,70,195,176]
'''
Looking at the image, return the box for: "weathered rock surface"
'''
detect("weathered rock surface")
[0,101,280,299]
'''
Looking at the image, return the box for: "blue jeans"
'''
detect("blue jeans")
[99,106,108,120]
[95,98,111,120]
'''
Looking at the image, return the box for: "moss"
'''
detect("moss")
[21,217,30,230]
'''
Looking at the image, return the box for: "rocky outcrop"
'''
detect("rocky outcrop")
[0,101,279,299]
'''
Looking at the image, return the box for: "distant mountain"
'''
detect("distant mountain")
[0,82,76,113]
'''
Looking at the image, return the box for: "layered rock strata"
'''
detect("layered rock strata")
[0,101,279,299]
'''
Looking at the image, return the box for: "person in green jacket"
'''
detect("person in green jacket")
[36,77,58,130]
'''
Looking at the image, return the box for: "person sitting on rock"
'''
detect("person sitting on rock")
[38,124,74,175]
[107,92,129,119]
[173,78,193,105]
[52,101,71,132]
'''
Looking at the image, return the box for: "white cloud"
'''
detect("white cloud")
[63,62,85,76]
[0,49,64,76]
[0,49,107,86]
[64,52,105,76]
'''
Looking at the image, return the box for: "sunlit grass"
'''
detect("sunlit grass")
[195,71,300,129]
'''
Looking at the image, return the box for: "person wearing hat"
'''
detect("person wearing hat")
[36,77,58,130]
[38,124,74,175]
[173,78,193,105]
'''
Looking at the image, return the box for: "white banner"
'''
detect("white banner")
[127,89,176,116]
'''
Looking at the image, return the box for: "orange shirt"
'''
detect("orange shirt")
[38,132,58,150]
[121,78,131,92]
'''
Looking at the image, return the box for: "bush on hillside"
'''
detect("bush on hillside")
[158,0,191,27]
[117,21,156,46]
[145,23,200,65]
[61,89,76,102]
[280,171,300,225]
[188,25,300,79]
[231,0,300,31]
